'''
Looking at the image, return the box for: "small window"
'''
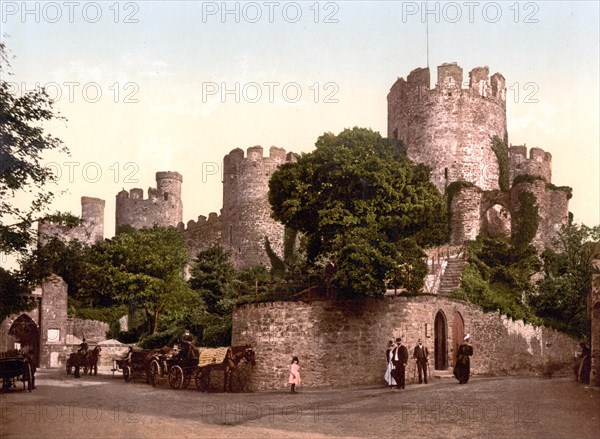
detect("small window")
[164,193,169,201]
[444,168,448,179]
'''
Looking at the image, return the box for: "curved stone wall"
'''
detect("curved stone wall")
[232,296,576,390]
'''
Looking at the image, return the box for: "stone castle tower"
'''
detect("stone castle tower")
[222,146,296,268]
[388,62,569,249]
[38,196,105,246]
[388,62,506,193]
[115,171,183,232]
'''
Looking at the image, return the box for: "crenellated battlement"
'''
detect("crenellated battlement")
[39,196,105,246]
[509,144,552,184]
[388,62,507,193]
[388,62,506,107]
[178,212,221,233]
[116,171,183,231]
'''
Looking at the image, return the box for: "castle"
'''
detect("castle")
[388,62,569,249]
[42,62,570,264]
[2,61,575,371]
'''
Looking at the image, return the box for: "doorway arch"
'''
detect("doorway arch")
[8,314,39,367]
[452,311,465,366]
[434,310,448,370]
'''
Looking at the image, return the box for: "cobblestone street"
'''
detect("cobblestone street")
[1,369,598,439]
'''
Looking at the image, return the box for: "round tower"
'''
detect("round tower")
[388,62,507,193]
[155,171,183,226]
[222,146,292,268]
[80,196,105,243]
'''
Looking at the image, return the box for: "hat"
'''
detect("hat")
[395,337,402,343]
[387,340,394,347]
[464,334,470,341]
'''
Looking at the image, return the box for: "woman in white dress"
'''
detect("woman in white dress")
[384,340,397,388]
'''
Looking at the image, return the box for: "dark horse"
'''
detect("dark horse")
[67,347,101,378]
[199,345,255,392]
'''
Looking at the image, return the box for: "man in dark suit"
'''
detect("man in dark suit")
[413,338,429,384]
[391,337,409,389]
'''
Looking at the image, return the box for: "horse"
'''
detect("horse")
[198,345,255,392]
[68,346,101,378]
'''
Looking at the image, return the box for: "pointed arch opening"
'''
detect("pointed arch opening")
[8,314,39,367]
[434,310,448,370]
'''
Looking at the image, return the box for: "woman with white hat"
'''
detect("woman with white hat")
[453,334,473,384]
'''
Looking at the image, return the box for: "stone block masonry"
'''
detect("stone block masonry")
[232,296,577,391]
[116,171,183,231]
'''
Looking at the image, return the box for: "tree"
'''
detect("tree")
[529,224,600,337]
[189,244,237,315]
[0,42,71,254]
[269,127,447,296]
[91,227,194,334]
[0,267,33,322]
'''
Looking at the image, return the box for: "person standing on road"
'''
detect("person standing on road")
[289,356,301,393]
[391,337,408,389]
[453,334,473,384]
[384,340,397,388]
[413,339,429,384]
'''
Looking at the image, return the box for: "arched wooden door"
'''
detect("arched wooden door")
[434,311,447,370]
[452,311,465,366]
[9,314,40,367]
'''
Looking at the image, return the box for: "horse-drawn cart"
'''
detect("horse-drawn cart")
[113,347,154,383]
[147,343,255,392]
[0,351,34,393]
[148,342,200,390]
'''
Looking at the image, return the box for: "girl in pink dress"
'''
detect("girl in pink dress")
[289,356,301,393]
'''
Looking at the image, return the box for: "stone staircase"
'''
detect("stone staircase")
[437,258,467,295]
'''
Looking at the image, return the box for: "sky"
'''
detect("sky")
[1,1,599,267]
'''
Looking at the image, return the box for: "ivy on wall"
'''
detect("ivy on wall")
[513,190,540,249]
[490,133,510,192]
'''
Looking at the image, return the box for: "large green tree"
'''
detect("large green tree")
[0,43,73,254]
[269,127,447,296]
[530,224,600,337]
[91,227,194,334]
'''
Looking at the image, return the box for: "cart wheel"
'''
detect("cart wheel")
[123,365,131,382]
[25,363,33,392]
[149,360,160,387]
[168,366,184,390]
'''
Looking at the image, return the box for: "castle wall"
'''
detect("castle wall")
[115,171,182,231]
[388,62,507,193]
[222,146,294,269]
[38,197,105,246]
[509,145,552,184]
[232,296,576,390]
[450,186,482,245]
[178,212,222,260]
[510,180,569,251]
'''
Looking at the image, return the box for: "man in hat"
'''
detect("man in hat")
[391,337,409,389]
[413,338,429,384]
[453,334,473,384]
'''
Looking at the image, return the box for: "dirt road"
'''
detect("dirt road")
[1,368,598,438]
